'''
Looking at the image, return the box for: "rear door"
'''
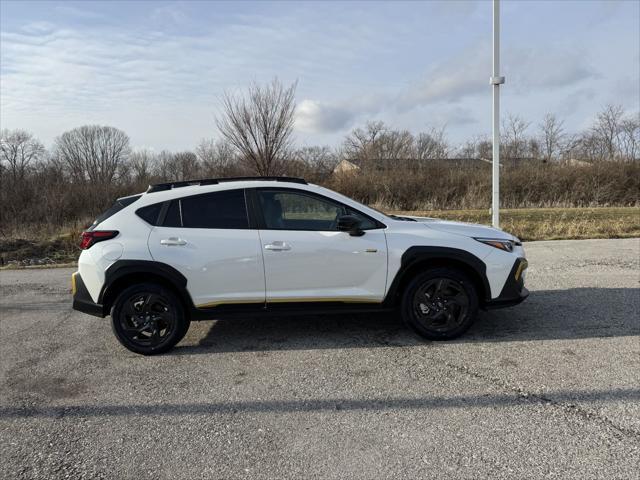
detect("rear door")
[254,188,388,303]
[147,188,265,308]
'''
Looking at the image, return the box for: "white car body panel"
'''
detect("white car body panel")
[147,226,265,307]
[78,213,154,303]
[408,217,514,241]
[259,229,388,302]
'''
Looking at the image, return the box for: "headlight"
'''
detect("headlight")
[475,237,514,252]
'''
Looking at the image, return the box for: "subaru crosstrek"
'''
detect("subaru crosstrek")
[72,177,528,354]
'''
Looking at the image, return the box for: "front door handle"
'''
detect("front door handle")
[160,237,187,246]
[264,241,291,251]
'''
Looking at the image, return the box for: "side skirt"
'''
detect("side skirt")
[190,301,395,321]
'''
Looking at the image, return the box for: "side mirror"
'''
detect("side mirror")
[337,215,364,237]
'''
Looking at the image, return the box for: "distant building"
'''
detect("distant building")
[332,159,360,176]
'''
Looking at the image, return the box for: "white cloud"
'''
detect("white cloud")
[297,40,599,135]
[296,100,355,133]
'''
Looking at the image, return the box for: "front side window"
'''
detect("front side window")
[163,189,249,229]
[257,190,378,231]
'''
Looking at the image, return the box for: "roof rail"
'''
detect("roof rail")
[146,176,307,193]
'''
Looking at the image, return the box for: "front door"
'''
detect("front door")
[255,188,388,303]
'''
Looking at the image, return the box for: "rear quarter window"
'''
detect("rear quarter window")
[89,195,141,230]
[136,203,163,225]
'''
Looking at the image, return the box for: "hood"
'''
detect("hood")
[404,216,515,240]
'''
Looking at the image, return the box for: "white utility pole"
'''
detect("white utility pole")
[490,0,505,228]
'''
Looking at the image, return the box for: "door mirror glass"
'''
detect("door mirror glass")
[337,215,364,236]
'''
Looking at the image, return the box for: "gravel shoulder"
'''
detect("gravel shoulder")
[1,238,639,479]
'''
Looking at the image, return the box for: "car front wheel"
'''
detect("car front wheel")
[110,283,190,355]
[401,268,479,340]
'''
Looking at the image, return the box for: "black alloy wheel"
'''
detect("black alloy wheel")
[401,268,478,340]
[120,292,175,347]
[412,278,470,332]
[111,283,189,355]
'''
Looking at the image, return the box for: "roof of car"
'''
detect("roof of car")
[146,176,307,193]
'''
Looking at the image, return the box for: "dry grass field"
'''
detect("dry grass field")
[391,207,640,241]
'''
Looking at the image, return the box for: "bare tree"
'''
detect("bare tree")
[618,115,639,161]
[343,121,387,164]
[196,138,237,176]
[129,149,156,184]
[592,104,624,160]
[0,129,45,182]
[502,114,531,162]
[173,151,200,180]
[294,146,337,176]
[539,113,565,161]
[54,125,130,184]
[416,127,449,162]
[343,121,417,168]
[216,79,296,176]
[379,129,414,163]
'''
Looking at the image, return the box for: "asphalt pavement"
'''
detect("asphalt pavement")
[1,238,639,479]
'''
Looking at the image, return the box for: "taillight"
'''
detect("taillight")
[79,230,119,250]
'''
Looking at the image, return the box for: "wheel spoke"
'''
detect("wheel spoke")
[446,292,469,308]
[434,279,444,297]
[123,325,146,334]
[119,291,175,347]
[412,277,470,333]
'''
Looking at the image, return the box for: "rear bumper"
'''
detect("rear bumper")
[484,258,529,309]
[72,272,106,317]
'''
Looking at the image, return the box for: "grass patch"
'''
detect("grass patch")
[390,207,640,241]
[0,232,79,268]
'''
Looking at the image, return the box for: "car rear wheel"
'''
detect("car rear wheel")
[110,283,190,355]
[401,268,478,340]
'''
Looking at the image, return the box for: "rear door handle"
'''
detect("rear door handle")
[160,237,187,246]
[264,241,291,251]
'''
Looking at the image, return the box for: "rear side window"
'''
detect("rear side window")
[89,195,141,230]
[136,203,163,225]
[166,189,248,229]
[163,200,181,227]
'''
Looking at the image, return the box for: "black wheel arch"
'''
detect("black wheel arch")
[100,260,195,315]
[384,246,491,306]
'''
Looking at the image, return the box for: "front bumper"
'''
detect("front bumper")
[484,258,529,309]
[71,272,105,317]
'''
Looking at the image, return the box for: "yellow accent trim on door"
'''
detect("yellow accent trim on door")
[71,272,78,295]
[268,297,382,304]
[196,299,265,309]
[196,297,383,308]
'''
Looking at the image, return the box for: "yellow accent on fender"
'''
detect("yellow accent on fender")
[514,259,528,281]
[196,297,382,308]
[71,272,78,296]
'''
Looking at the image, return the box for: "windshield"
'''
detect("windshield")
[321,188,394,221]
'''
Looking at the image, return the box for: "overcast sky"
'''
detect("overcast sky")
[1,0,638,151]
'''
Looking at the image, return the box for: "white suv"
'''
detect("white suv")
[72,177,528,354]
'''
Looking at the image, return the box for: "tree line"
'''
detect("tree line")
[1,79,638,235]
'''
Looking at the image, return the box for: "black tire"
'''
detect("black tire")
[110,283,190,355]
[400,267,478,340]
